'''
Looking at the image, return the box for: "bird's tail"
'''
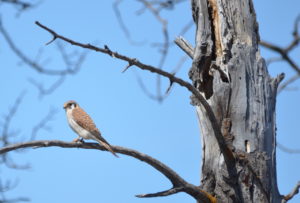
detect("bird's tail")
[96,138,119,158]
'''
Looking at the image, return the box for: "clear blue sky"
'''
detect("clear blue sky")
[1,1,300,202]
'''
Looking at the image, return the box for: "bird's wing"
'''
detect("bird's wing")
[72,107,102,136]
[72,107,118,157]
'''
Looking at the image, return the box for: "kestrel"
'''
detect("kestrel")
[63,100,118,157]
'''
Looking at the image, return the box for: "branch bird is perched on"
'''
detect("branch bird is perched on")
[63,100,118,157]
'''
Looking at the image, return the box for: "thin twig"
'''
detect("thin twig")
[133,70,167,100]
[28,76,66,99]
[1,91,26,144]
[113,0,145,45]
[277,142,300,154]
[266,57,284,66]
[0,176,30,202]
[31,108,58,140]
[277,74,300,94]
[0,91,30,170]
[0,18,81,76]
[1,197,30,203]
[56,41,87,73]
[122,62,134,73]
[285,14,300,52]
[179,20,194,36]
[136,186,184,197]
[136,0,170,101]
[282,181,300,202]
[27,41,86,98]
[260,40,300,75]
[0,0,32,10]
[260,15,300,92]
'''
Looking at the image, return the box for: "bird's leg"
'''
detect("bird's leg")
[72,136,84,143]
[79,137,85,143]
[72,137,80,143]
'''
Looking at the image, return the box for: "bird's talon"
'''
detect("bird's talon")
[72,138,79,143]
[72,137,83,143]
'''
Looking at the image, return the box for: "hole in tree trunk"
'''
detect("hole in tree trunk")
[245,140,250,153]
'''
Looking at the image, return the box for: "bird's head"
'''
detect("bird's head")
[63,100,78,110]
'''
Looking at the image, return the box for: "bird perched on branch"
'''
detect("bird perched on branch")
[63,100,118,157]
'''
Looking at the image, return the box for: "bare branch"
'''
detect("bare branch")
[2,155,30,170]
[260,40,283,53]
[265,57,299,94]
[27,42,86,98]
[260,40,300,75]
[258,14,300,96]
[0,140,183,183]
[56,41,87,73]
[282,181,300,203]
[0,177,29,202]
[136,186,184,198]
[0,91,30,170]
[0,18,81,76]
[266,57,284,66]
[2,197,30,203]
[165,55,189,94]
[135,0,187,14]
[174,36,193,58]
[1,91,26,144]
[113,0,145,45]
[0,0,33,11]
[138,0,170,101]
[28,76,66,99]
[0,178,18,192]
[35,21,235,171]
[178,20,194,36]
[133,70,170,101]
[277,142,300,154]
[113,0,130,39]
[285,15,300,52]
[171,55,189,74]
[277,74,300,94]
[0,140,214,202]
[137,0,166,24]
[31,108,58,140]
[260,15,300,93]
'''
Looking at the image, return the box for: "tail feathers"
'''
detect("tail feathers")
[96,139,119,158]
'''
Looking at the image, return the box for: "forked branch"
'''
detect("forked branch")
[0,140,214,202]
[260,15,300,92]
[282,181,300,203]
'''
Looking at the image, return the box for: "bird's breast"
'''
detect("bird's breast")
[66,110,93,139]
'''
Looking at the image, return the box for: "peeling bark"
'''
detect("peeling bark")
[190,0,214,99]
[191,0,283,202]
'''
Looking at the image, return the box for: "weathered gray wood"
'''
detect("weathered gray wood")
[190,0,284,202]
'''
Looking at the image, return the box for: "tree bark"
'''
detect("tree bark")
[191,0,283,202]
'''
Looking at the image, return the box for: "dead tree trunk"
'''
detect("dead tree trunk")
[190,0,284,202]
